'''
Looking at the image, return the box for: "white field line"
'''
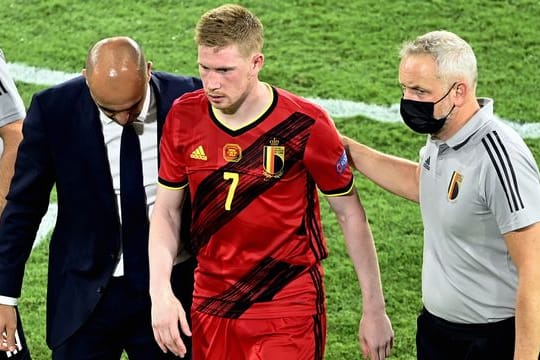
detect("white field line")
[7,61,540,247]
[9,61,540,138]
[33,203,57,249]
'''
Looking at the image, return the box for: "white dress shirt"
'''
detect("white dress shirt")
[100,84,156,276]
[101,84,188,277]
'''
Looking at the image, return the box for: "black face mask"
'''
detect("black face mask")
[400,83,456,134]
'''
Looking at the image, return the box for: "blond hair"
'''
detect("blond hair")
[195,4,264,56]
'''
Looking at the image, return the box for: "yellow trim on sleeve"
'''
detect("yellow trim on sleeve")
[322,181,355,197]
[158,182,188,191]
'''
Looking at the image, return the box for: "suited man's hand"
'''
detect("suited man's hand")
[0,304,17,353]
[151,289,191,358]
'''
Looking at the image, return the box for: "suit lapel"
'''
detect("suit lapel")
[77,86,118,216]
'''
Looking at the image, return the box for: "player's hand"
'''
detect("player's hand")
[0,304,17,353]
[151,290,191,358]
[359,310,394,359]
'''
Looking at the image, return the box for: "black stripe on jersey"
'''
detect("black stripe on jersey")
[313,313,325,360]
[481,131,524,213]
[0,79,7,95]
[308,265,325,315]
[190,112,315,252]
[305,174,327,260]
[195,257,306,318]
[320,177,354,196]
[157,177,186,189]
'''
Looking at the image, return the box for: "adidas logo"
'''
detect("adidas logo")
[190,145,208,161]
[423,156,431,171]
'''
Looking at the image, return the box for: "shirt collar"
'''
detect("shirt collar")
[433,98,493,149]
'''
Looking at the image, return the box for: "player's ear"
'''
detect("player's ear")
[252,53,264,71]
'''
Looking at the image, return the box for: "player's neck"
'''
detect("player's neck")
[215,81,272,130]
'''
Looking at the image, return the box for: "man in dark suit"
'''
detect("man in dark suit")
[0,37,201,359]
[0,47,31,360]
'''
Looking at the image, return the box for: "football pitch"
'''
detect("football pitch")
[2,1,540,359]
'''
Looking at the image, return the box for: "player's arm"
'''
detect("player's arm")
[149,185,190,358]
[504,222,540,359]
[326,188,394,359]
[341,135,420,203]
[0,119,23,215]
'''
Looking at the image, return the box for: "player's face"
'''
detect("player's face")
[198,44,262,114]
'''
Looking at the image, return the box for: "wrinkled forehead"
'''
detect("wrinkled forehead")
[399,54,439,85]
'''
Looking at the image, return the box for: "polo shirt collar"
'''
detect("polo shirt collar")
[439,98,493,150]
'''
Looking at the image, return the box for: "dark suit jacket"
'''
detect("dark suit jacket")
[0,72,201,349]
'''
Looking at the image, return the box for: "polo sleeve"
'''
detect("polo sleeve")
[483,134,540,234]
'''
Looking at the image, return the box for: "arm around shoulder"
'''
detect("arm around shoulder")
[342,135,420,202]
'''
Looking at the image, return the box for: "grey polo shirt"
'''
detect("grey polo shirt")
[419,98,540,323]
[0,49,26,127]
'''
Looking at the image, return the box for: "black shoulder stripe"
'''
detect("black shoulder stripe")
[481,131,524,213]
[0,79,8,95]
[493,131,524,210]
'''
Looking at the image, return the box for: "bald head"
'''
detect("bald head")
[84,37,151,125]
[85,36,146,79]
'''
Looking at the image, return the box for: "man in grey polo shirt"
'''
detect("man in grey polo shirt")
[343,30,540,359]
[0,49,24,215]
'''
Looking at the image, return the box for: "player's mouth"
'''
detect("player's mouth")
[207,93,225,102]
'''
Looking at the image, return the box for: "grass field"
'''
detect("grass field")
[2,0,540,359]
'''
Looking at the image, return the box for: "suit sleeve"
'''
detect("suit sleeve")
[0,94,55,297]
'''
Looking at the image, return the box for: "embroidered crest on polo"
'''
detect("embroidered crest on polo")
[263,137,285,179]
[447,171,463,201]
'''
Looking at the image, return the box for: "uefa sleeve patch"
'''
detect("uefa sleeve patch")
[336,150,348,175]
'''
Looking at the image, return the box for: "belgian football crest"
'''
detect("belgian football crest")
[263,138,285,178]
[447,171,463,201]
[223,143,242,162]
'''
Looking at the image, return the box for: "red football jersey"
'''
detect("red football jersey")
[159,86,354,319]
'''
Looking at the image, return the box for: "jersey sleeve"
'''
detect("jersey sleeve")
[303,110,354,196]
[158,99,188,189]
[483,135,540,234]
[0,51,26,127]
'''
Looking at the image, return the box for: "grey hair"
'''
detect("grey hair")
[400,30,477,90]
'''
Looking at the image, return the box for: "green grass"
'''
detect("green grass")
[3,0,540,359]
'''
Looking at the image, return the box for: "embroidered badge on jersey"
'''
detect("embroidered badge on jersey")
[447,171,463,201]
[263,138,285,178]
[336,150,348,175]
[223,144,242,162]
